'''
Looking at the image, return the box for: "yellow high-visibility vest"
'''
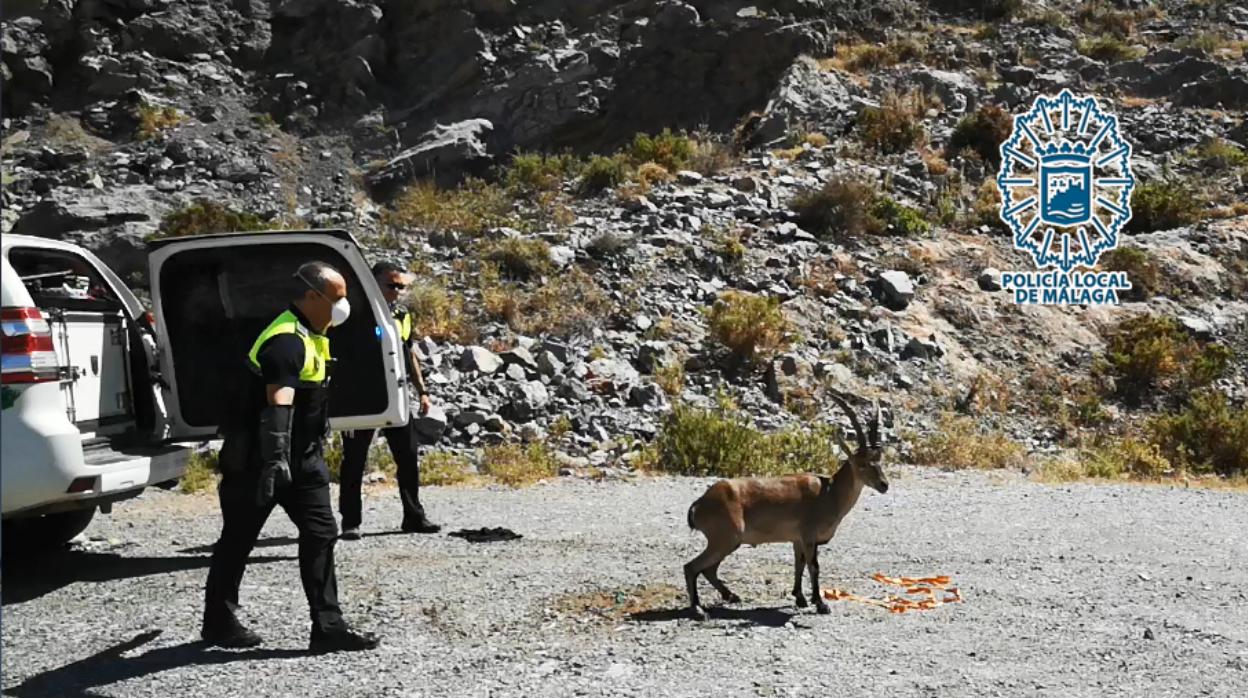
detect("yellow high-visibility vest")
[247,309,330,387]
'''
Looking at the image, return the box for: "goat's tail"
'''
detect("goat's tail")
[687,499,699,531]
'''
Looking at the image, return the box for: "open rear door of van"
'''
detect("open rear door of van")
[147,230,409,442]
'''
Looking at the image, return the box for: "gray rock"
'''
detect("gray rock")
[366,119,495,194]
[537,351,565,377]
[505,363,528,382]
[557,378,591,402]
[628,383,668,410]
[413,404,449,443]
[907,69,979,114]
[753,56,855,147]
[635,341,674,374]
[1178,315,1215,341]
[902,334,945,360]
[502,346,538,370]
[1000,65,1036,85]
[502,381,550,423]
[978,268,1003,292]
[454,411,489,428]
[482,414,510,433]
[876,271,915,311]
[460,346,504,374]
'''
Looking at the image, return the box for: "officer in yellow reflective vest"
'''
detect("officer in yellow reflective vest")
[203,261,378,653]
[339,261,439,539]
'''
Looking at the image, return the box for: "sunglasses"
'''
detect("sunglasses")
[386,283,408,291]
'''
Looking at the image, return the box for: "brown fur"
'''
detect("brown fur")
[682,395,888,619]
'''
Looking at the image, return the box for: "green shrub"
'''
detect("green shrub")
[1079,436,1170,479]
[871,197,931,236]
[642,401,841,478]
[1077,34,1146,62]
[706,291,789,361]
[909,413,1027,470]
[1147,390,1248,477]
[422,451,477,486]
[1097,315,1230,406]
[578,154,630,195]
[179,449,219,494]
[947,104,1013,167]
[858,91,928,154]
[792,178,878,238]
[586,232,630,259]
[1099,247,1167,301]
[1191,137,1248,171]
[480,265,610,338]
[481,441,559,487]
[791,178,929,238]
[155,200,269,239]
[628,129,694,172]
[325,433,344,483]
[1127,180,1202,233]
[504,151,583,193]
[406,282,478,344]
[685,135,736,175]
[477,237,552,281]
[384,178,517,235]
[1076,1,1135,36]
[136,103,185,140]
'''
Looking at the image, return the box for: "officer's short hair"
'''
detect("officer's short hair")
[371,260,405,278]
[295,261,342,295]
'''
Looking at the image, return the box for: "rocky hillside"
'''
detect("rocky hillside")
[4,0,1247,475]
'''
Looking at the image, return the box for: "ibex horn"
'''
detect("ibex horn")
[826,391,867,452]
[869,399,883,447]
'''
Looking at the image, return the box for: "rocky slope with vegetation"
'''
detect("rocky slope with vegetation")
[4,0,1247,485]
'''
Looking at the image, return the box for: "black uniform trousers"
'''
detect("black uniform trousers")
[339,420,424,531]
[204,436,344,634]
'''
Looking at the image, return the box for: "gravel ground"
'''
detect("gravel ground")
[2,467,1247,697]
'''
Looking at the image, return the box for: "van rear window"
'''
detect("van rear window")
[8,248,125,312]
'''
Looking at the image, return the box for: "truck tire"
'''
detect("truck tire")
[2,508,96,555]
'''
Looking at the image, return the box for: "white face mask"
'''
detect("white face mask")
[329,297,351,327]
[298,273,351,328]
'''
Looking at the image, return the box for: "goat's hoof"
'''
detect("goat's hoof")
[723,592,741,604]
[815,602,831,615]
[689,606,708,621]
[793,595,808,609]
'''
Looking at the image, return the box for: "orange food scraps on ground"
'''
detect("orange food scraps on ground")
[821,573,963,614]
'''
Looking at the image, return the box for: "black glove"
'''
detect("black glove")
[257,403,294,507]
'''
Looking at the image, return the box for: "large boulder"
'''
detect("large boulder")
[752,55,857,147]
[605,1,828,142]
[366,119,496,195]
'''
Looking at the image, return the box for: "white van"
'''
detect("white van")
[1,230,411,550]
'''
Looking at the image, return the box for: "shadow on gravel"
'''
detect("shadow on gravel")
[1,552,293,605]
[630,605,796,627]
[177,536,300,555]
[3,630,307,698]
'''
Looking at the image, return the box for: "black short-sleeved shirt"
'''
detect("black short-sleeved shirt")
[256,333,307,388]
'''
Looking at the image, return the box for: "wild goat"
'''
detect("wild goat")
[683,393,888,619]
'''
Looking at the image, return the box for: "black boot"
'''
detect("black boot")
[401,504,441,533]
[401,511,441,534]
[201,616,262,648]
[309,625,380,653]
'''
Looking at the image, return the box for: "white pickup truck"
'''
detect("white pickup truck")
[1,230,412,550]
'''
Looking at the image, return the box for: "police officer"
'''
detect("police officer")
[338,261,440,539]
[202,261,378,653]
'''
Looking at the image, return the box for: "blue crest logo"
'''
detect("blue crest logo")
[997,90,1135,274]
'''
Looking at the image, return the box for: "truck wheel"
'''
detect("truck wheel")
[2,508,96,555]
